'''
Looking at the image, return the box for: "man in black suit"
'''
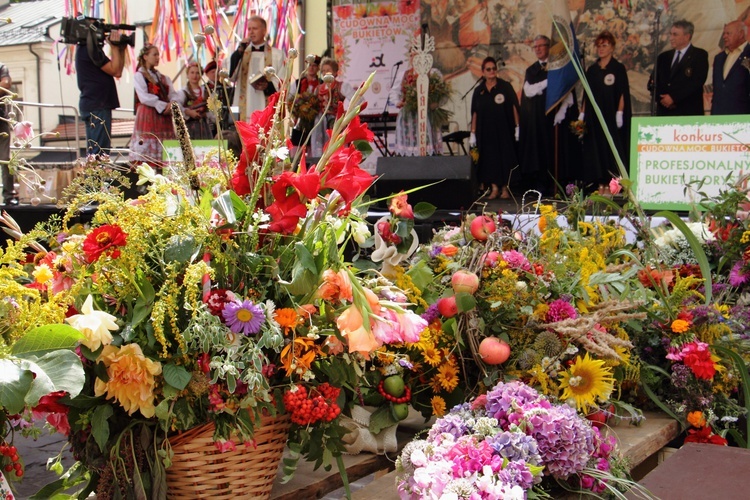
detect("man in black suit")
[650,20,709,116]
[711,20,750,115]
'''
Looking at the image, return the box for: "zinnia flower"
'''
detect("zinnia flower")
[558,353,615,411]
[82,224,128,263]
[65,295,120,351]
[681,341,716,380]
[94,344,162,417]
[222,299,266,335]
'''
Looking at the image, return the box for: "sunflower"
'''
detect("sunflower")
[558,353,615,411]
[431,395,447,417]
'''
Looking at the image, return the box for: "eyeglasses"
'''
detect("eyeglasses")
[483,66,497,71]
[532,44,550,49]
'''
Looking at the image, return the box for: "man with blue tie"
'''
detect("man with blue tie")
[711,20,750,115]
[650,20,709,116]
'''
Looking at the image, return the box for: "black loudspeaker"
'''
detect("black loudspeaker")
[374,156,477,210]
[1,205,95,248]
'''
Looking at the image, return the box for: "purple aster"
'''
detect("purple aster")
[546,298,578,322]
[421,303,440,324]
[565,183,577,197]
[729,261,750,287]
[222,299,265,335]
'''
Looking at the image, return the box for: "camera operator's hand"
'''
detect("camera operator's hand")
[108,30,123,48]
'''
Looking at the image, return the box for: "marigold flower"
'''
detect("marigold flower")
[94,344,162,417]
[670,319,691,334]
[687,411,706,428]
[281,337,319,376]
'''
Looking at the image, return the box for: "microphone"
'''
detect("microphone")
[656,4,663,18]
[394,60,403,67]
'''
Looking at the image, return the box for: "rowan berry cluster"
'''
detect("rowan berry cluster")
[0,442,23,477]
[377,380,412,404]
[283,383,342,425]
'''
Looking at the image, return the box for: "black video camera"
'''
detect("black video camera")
[61,15,136,47]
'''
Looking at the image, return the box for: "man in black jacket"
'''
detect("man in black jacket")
[711,20,750,115]
[650,20,709,116]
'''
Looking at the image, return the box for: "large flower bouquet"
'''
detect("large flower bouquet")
[399,68,453,131]
[396,380,635,499]
[0,57,431,497]
[365,199,649,425]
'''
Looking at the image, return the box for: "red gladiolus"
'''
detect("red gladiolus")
[231,155,252,196]
[321,145,374,205]
[266,193,308,234]
[83,224,127,263]
[343,114,375,143]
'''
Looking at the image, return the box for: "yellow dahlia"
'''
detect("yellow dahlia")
[94,344,162,417]
[558,353,615,411]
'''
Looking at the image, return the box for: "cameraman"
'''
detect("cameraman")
[76,29,126,156]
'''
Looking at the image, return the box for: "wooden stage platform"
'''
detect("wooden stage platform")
[269,412,680,500]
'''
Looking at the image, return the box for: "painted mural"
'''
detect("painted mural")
[333,0,750,131]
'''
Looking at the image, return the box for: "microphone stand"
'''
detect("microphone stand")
[380,62,402,157]
[461,77,483,100]
[650,7,663,116]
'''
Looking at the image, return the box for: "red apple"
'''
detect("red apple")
[437,296,458,318]
[470,215,496,242]
[478,337,511,364]
[586,411,608,429]
[451,270,480,295]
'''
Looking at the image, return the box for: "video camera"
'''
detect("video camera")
[61,15,136,47]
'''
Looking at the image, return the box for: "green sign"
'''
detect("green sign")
[630,115,750,211]
[162,140,227,162]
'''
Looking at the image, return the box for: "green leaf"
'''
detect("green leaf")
[295,242,317,274]
[455,292,476,313]
[28,461,89,499]
[640,365,685,430]
[92,404,114,453]
[22,350,85,405]
[131,271,156,329]
[413,202,436,220]
[163,234,199,263]
[162,364,192,391]
[0,359,34,413]
[352,139,373,158]
[10,324,85,356]
[368,405,398,434]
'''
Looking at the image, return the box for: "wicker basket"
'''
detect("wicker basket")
[166,414,291,499]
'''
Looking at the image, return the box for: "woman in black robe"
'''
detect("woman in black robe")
[580,30,631,193]
[470,57,520,199]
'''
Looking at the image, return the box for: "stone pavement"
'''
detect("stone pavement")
[10,431,75,499]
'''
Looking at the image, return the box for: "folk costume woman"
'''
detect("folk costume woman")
[310,58,347,158]
[129,44,180,166]
[178,62,214,141]
[469,57,519,200]
[580,31,632,194]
